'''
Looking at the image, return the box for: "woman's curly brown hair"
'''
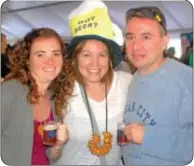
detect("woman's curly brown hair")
[4,27,75,119]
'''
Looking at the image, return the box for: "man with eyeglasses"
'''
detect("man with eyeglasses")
[122,6,193,165]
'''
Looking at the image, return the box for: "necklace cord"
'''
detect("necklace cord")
[105,83,108,132]
[83,83,108,134]
[83,87,95,134]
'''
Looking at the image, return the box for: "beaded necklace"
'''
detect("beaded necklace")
[83,83,112,156]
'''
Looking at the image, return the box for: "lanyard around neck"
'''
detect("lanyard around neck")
[82,83,108,134]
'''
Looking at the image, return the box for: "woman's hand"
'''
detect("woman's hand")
[56,122,69,145]
[49,123,69,162]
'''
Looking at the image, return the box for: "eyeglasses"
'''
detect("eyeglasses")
[126,6,167,34]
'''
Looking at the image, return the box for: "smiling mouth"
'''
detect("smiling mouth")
[88,69,100,73]
[42,68,56,72]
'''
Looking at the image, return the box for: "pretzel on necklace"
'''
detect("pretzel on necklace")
[87,132,112,156]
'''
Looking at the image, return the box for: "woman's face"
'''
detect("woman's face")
[29,36,63,85]
[77,39,109,84]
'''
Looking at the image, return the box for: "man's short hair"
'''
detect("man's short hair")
[126,6,167,34]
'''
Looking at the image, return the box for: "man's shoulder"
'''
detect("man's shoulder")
[166,59,192,92]
[168,59,192,79]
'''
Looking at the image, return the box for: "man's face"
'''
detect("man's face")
[125,17,169,74]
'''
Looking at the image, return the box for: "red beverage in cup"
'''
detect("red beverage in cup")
[43,121,58,146]
[117,122,129,145]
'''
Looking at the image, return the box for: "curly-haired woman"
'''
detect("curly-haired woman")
[1,28,75,165]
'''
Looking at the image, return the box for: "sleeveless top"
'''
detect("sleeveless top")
[31,111,54,165]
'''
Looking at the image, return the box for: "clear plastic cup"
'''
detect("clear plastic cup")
[43,121,58,146]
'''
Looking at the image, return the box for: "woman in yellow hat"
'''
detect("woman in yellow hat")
[54,1,132,165]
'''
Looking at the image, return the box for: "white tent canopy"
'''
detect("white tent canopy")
[1,0,193,44]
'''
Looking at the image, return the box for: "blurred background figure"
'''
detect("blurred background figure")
[188,40,193,68]
[114,47,132,73]
[167,47,175,58]
[180,40,193,66]
[165,46,179,61]
[113,23,134,73]
[1,33,11,79]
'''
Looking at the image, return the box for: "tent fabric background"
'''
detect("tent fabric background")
[1,1,193,43]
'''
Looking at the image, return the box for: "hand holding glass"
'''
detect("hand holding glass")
[43,121,58,146]
[117,122,129,145]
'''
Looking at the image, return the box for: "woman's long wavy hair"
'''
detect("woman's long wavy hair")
[4,28,75,119]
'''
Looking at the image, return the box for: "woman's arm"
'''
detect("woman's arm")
[47,123,69,163]
[48,141,64,162]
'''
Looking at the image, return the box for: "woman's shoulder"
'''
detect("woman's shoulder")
[111,71,132,93]
[114,70,133,83]
[1,79,25,95]
[67,81,82,103]
[72,81,81,95]
[2,79,21,88]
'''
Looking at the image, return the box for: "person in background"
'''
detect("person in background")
[115,56,133,73]
[180,43,193,66]
[117,43,137,74]
[1,33,10,78]
[165,46,180,61]
[1,28,75,165]
[115,45,133,73]
[188,51,193,67]
[54,1,132,165]
[122,6,192,165]
[112,23,133,73]
[166,47,175,58]
[188,40,193,68]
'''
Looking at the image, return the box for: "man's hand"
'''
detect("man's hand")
[124,123,145,144]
